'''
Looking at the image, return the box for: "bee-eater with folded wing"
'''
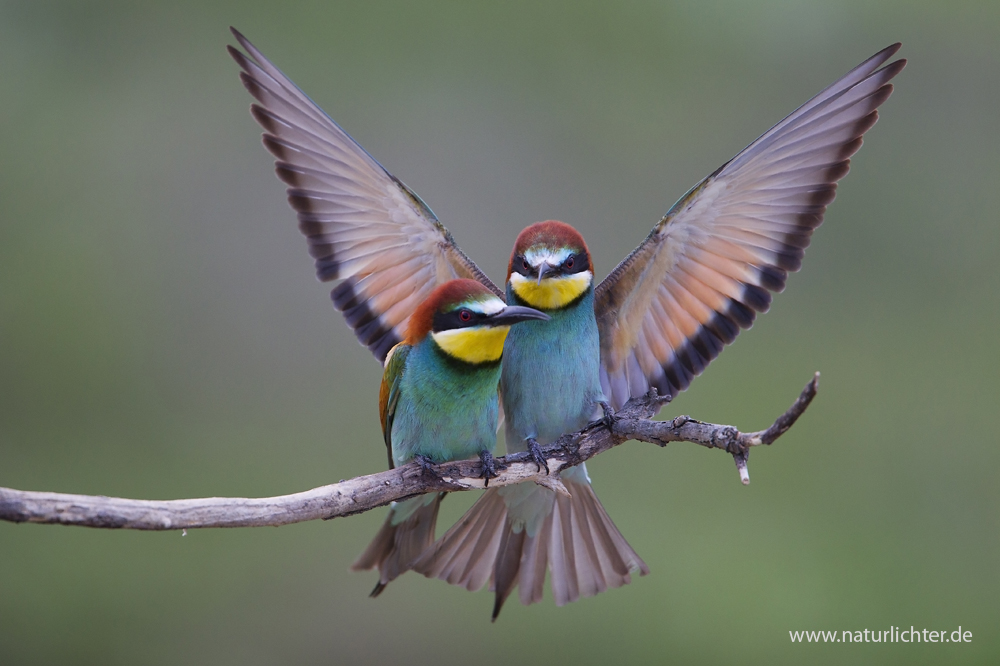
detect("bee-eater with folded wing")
[229,32,545,595]
[228,28,904,615]
[353,279,547,595]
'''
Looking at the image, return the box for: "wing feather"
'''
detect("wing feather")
[229,29,501,361]
[378,343,410,469]
[596,45,905,408]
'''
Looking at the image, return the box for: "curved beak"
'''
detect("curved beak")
[536,262,550,284]
[488,305,550,326]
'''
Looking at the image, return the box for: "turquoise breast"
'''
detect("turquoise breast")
[500,287,605,450]
[390,339,501,466]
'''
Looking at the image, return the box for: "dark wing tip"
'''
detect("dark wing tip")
[857,43,903,75]
[706,311,740,345]
[238,71,262,99]
[727,299,756,328]
[742,284,772,313]
[225,43,245,67]
[601,44,907,408]
[229,27,258,59]
[261,134,294,161]
[275,162,303,187]
[249,104,276,128]
[653,299,766,399]
[883,58,907,78]
[330,280,403,362]
[314,256,340,281]
[879,42,903,60]
[759,265,788,292]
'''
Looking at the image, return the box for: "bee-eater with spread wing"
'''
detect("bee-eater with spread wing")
[229,32,550,596]
[418,45,905,619]
[353,279,547,595]
[228,28,904,614]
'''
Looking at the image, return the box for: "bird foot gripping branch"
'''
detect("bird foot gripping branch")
[525,438,549,475]
[597,400,618,430]
[477,450,506,487]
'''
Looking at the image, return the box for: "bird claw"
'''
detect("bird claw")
[526,438,549,475]
[413,454,437,476]
[598,400,616,429]
[478,450,506,487]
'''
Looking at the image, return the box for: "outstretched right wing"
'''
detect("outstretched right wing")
[595,44,905,408]
[229,28,501,361]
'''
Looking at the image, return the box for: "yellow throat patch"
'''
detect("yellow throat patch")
[431,325,510,364]
[509,271,592,310]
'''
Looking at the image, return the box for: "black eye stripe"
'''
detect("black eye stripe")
[513,254,532,277]
[566,252,590,274]
[512,251,590,279]
[432,307,488,332]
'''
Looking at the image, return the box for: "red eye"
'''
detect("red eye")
[522,259,530,270]
[565,256,575,269]
[459,309,472,322]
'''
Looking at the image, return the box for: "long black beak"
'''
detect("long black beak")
[488,305,550,326]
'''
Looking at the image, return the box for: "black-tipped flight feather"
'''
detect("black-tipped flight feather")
[594,44,905,408]
[228,28,501,362]
[229,30,903,402]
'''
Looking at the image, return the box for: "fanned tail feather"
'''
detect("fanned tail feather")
[491,523,527,620]
[351,493,444,597]
[414,479,648,618]
[548,477,649,606]
[412,488,507,592]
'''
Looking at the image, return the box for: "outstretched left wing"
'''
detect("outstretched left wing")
[596,45,905,409]
[229,28,501,362]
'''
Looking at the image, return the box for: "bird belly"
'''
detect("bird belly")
[390,345,501,466]
[500,304,604,450]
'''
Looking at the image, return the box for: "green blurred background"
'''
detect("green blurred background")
[1,1,997,664]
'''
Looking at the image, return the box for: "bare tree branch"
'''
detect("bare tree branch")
[0,373,819,531]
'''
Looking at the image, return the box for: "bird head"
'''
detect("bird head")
[506,221,593,311]
[406,279,549,364]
